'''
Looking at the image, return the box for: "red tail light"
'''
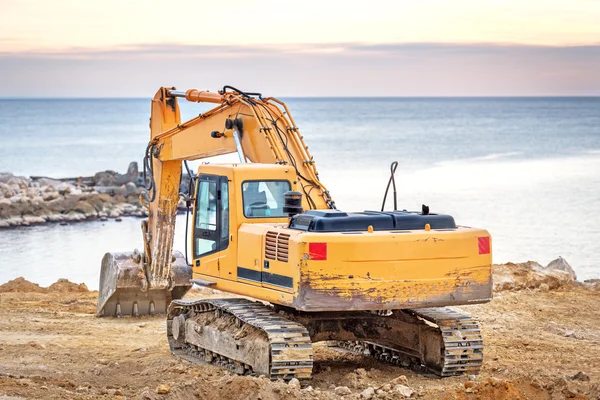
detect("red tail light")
[308,242,327,260]
[478,237,490,255]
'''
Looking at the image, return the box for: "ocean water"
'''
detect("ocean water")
[0,97,599,288]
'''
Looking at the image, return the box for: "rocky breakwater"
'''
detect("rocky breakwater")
[0,162,148,228]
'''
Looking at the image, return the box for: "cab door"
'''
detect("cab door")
[192,174,229,278]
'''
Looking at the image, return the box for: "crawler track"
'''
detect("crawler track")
[167,298,313,382]
[337,307,484,376]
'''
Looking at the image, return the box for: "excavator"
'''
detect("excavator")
[97,86,493,382]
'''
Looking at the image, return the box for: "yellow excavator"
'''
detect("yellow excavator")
[97,86,492,382]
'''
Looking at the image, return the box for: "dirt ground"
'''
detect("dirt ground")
[0,279,598,400]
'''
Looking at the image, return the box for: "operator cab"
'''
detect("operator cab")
[191,163,295,277]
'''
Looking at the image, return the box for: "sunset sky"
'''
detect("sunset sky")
[1,0,599,97]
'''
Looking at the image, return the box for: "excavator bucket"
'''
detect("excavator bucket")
[97,250,192,317]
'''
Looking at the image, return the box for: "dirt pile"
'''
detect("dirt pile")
[0,277,47,293]
[0,277,88,293]
[48,278,89,293]
[492,257,578,291]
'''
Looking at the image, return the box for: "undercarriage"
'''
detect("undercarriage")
[166,298,483,382]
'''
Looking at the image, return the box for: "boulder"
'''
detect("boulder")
[70,201,97,217]
[125,182,137,196]
[361,387,375,399]
[393,385,414,397]
[22,216,46,225]
[42,191,60,201]
[95,186,128,196]
[9,195,24,204]
[546,257,577,281]
[115,162,139,185]
[0,183,14,198]
[7,177,29,189]
[95,162,139,187]
[57,182,73,195]
[334,386,352,396]
[0,172,14,183]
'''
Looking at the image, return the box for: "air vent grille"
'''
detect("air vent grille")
[265,231,290,262]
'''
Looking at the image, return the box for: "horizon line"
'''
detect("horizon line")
[1,95,600,100]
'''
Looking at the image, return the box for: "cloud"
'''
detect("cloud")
[0,42,599,97]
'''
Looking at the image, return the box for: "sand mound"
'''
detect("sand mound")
[0,277,47,293]
[492,257,577,292]
[0,277,88,293]
[48,278,89,293]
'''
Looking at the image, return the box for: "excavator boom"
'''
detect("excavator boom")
[97,86,334,316]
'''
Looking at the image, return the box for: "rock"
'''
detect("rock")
[22,216,46,225]
[95,171,118,187]
[0,172,14,183]
[57,182,72,195]
[288,378,300,388]
[539,283,550,292]
[95,186,128,195]
[9,195,23,203]
[546,257,577,281]
[564,330,577,338]
[361,387,375,399]
[46,214,65,223]
[7,176,29,189]
[156,384,170,394]
[394,384,414,397]
[334,386,352,396]
[70,200,97,217]
[583,279,600,290]
[141,390,153,399]
[115,162,139,185]
[0,182,15,198]
[464,381,475,388]
[570,371,590,381]
[42,191,60,201]
[125,182,137,195]
[390,375,409,386]
[303,385,313,392]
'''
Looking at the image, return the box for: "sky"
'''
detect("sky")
[1,0,599,97]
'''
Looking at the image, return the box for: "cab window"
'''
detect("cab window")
[242,180,291,218]
[194,175,229,258]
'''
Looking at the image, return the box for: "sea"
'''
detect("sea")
[0,97,599,288]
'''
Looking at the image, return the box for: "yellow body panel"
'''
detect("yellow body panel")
[191,163,493,312]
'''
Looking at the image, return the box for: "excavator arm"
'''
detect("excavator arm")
[97,86,335,316]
